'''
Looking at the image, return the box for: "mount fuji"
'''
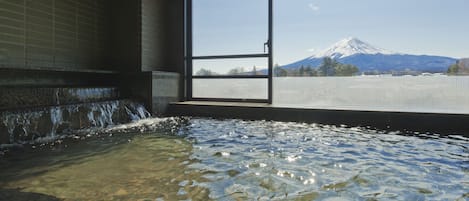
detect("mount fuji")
[282,37,457,74]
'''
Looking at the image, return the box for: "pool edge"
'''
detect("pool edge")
[168,101,469,136]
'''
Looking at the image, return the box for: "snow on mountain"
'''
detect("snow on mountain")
[310,37,395,59]
[281,37,457,73]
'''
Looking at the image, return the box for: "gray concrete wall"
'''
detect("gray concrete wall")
[0,0,112,71]
[118,72,153,112]
[0,87,118,111]
[166,0,185,74]
[0,68,121,111]
[119,71,181,116]
[133,0,185,114]
[109,0,141,72]
[141,0,167,71]
[0,68,119,87]
[1,0,185,72]
[141,0,185,73]
[151,71,180,114]
[1,0,185,115]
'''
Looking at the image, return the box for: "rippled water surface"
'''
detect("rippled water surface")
[1,117,468,200]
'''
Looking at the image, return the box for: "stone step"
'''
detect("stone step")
[0,87,119,111]
[0,99,150,145]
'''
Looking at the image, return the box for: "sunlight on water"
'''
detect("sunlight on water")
[0,127,210,200]
[1,117,468,200]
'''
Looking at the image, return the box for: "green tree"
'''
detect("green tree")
[304,66,311,76]
[274,64,287,77]
[299,66,305,76]
[196,68,218,76]
[447,63,460,75]
[318,57,338,76]
[305,65,318,76]
[252,65,258,75]
[228,67,245,75]
[336,64,359,76]
[310,68,318,76]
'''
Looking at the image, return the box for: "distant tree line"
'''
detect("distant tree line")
[275,57,359,77]
[447,59,469,75]
[195,66,260,76]
[195,68,218,76]
[196,57,359,77]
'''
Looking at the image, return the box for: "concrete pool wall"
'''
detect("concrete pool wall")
[0,1,185,144]
[169,101,469,136]
[0,0,185,114]
[1,0,468,141]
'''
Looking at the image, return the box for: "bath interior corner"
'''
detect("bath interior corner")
[1,0,468,200]
[1,0,468,141]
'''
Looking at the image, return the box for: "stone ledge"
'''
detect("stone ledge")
[168,101,469,136]
[0,87,119,111]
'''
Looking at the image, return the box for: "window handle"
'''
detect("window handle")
[264,40,270,53]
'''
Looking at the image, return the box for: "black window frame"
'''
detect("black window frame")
[184,0,273,104]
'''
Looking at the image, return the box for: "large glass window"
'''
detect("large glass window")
[193,79,268,100]
[188,0,272,102]
[193,58,268,76]
[192,0,268,56]
[189,0,469,114]
[271,0,469,114]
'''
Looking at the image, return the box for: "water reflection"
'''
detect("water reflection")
[0,130,210,200]
[186,118,469,200]
[0,188,61,201]
[0,117,468,200]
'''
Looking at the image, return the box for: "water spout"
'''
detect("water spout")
[1,100,150,145]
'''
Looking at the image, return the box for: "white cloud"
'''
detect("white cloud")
[308,3,320,12]
[307,48,316,52]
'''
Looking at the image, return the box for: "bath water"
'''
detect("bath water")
[1,117,468,200]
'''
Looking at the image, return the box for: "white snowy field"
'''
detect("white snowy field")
[193,76,469,114]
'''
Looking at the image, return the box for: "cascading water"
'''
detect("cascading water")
[0,100,151,145]
[50,107,63,137]
[0,87,119,111]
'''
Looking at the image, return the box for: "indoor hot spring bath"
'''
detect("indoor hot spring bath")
[0,117,468,200]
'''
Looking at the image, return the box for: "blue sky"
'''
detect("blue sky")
[193,0,469,72]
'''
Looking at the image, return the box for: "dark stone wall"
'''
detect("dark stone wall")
[168,103,469,136]
[119,71,181,115]
[166,0,185,74]
[109,0,141,72]
[141,0,167,71]
[0,87,119,111]
[0,100,150,144]
[141,0,185,73]
[0,0,185,72]
[0,68,119,87]
[151,71,181,114]
[0,0,112,71]
[0,0,185,115]
[119,72,153,112]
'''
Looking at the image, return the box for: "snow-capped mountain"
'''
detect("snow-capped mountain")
[282,38,457,74]
[310,37,394,59]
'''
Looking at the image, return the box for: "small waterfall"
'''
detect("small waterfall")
[50,107,63,137]
[0,100,151,145]
[125,103,151,121]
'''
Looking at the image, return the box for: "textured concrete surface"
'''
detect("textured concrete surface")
[119,71,181,116]
[1,100,148,144]
[152,71,180,115]
[0,87,119,111]
[168,101,469,136]
[0,0,185,145]
[0,0,111,71]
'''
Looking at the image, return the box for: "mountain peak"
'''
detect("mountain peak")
[311,37,394,59]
